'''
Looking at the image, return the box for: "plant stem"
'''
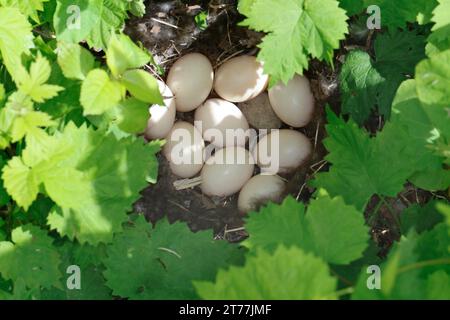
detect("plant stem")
[398,258,450,275]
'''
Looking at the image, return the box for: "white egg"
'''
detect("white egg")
[214,55,268,103]
[253,129,311,174]
[167,53,214,112]
[194,98,250,147]
[238,174,286,214]
[268,75,315,127]
[201,147,255,197]
[145,81,176,140]
[163,121,205,178]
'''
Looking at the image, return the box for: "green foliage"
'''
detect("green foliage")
[104,216,243,299]
[340,29,426,124]
[0,0,447,301]
[195,246,338,299]
[240,0,348,85]
[244,195,369,264]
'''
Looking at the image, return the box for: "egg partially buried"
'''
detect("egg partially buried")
[163,121,205,178]
[238,174,286,214]
[214,55,268,103]
[145,81,176,140]
[268,75,315,127]
[253,129,311,174]
[195,98,250,147]
[201,146,255,197]
[167,53,214,112]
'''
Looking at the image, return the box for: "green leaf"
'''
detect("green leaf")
[0,7,32,82]
[340,29,426,124]
[0,84,5,102]
[53,0,102,44]
[121,69,163,105]
[244,195,369,264]
[311,108,414,210]
[57,42,95,80]
[10,110,56,143]
[127,0,145,17]
[104,216,242,299]
[338,0,365,16]
[388,79,450,190]
[340,50,384,124]
[241,0,348,85]
[80,69,124,115]
[352,225,450,299]
[0,0,50,22]
[111,98,149,134]
[416,50,450,105]
[427,270,450,299]
[401,201,445,235]
[106,33,151,77]
[2,157,39,210]
[16,54,64,103]
[0,224,62,289]
[427,0,450,55]
[195,246,338,299]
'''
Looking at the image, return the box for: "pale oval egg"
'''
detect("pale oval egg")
[268,75,315,127]
[214,55,268,103]
[167,53,214,112]
[194,98,250,147]
[163,121,205,178]
[253,129,311,174]
[201,146,255,197]
[238,174,286,214]
[145,81,176,140]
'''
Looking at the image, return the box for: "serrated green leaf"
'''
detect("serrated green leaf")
[106,33,151,77]
[57,42,95,80]
[195,246,338,299]
[111,98,149,134]
[2,157,38,210]
[340,29,426,124]
[311,108,414,210]
[0,0,50,22]
[427,270,450,299]
[241,0,348,85]
[121,69,163,105]
[53,0,102,44]
[0,224,62,289]
[80,69,124,115]
[416,50,450,105]
[16,54,64,103]
[10,110,56,143]
[128,0,145,17]
[244,195,369,264]
[104,216,242,299]
[427,0,450,55]
[0,7,32,82]
[352,225,450,299]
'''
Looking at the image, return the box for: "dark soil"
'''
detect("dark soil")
[128,0,436,253]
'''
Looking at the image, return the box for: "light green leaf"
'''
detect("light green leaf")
[80,69,124,115]
[0,0,50,22]
[1,157,38,210]
[121,69,163,105]
[106,33,151,77]
[0,7,32,82]
[241,0,348,85]
[10,110,55,142]
[0,224,62,289]
[112,98,149,134]
[416,50,450,105]
[195,246,338,300]
[57,42,95,80]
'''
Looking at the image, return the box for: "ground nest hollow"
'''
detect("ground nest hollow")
[129,0,341,242]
